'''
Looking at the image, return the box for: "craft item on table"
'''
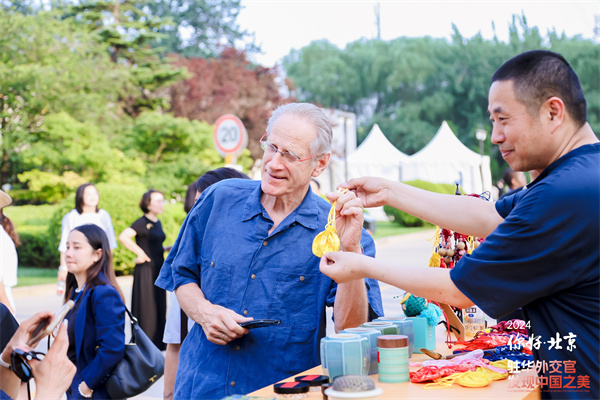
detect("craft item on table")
[453,332,532,354]
[422,360,509,389]
[273,381,309,399]
[294,375,329,392]
[488,319,529,336]
[312,187,347,257]
[359,321,398,335]
[463,305,486,340]
[324,375,383,400]
[320,333,370,382]
[340,328,380,375]
[410,350,509,386]
[377,335,410,383]
[399,293,442,352]
[375,315,415,357]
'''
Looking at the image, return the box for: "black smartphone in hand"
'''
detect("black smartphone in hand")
[239,319,282,329]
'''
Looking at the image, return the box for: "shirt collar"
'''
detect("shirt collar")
[241,182,321,230]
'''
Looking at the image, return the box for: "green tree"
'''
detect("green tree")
[138,0,257,57]
[65,0,188,115]
[16,112,145,202]
[0,10,131,187]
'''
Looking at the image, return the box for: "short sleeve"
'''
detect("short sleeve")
[155,188,212,292]
[451,182,590,318]
[100,210,118,250]
[58,211,74,252]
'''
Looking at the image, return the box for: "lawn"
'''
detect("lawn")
[5,204,59,235]
[16,267,58,287]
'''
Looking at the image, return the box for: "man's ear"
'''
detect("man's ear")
[543,96,565,127]
[312,153,330,177]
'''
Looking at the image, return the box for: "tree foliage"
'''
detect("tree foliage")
[138,0,257,57]
[170,47,294,160]
[283,14,599,180]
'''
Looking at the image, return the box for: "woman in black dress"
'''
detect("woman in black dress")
[118,190,167,350]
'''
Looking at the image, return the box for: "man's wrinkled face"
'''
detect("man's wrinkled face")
[260,114,320,200]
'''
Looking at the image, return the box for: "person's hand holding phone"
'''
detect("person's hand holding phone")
[29,320,77,400]
[27,300,74,347]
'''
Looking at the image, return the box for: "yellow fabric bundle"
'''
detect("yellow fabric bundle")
[312,188,347,257]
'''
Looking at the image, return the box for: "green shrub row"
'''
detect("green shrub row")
[384,180,458,227]
[14,183,187,275]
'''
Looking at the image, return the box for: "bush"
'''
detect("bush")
[384,180,458,227]
[17,232,59,268]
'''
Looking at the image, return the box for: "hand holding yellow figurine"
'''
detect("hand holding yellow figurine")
[312,188,348,257]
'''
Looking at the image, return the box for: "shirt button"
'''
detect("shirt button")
[263,241,268,246]
[299,276,305,282]
[243,310,248,315]
[230,381,236,387]
[251,274,256,279]
[235,345,241,351]
[210,261,215,267]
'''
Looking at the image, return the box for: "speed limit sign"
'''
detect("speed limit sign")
[213,114,248,158]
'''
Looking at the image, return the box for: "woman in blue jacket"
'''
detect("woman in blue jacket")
[63,224,125,399]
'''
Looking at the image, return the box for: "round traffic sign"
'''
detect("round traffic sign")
[214,114,247,157]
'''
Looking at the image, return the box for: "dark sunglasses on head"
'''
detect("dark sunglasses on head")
[11,348,45,382]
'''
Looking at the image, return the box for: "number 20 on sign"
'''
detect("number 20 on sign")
[213,114,248,160]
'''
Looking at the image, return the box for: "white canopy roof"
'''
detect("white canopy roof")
[346,124,409,181]
[402,121,492,194]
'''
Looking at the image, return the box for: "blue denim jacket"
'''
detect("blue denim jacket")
[156,179,383,399]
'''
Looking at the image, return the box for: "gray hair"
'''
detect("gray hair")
[266,103,332,156]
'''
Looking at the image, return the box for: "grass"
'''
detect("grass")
[16,267,58,287]
[5,204,59,235]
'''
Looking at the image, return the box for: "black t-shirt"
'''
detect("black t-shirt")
[451,143,600,399]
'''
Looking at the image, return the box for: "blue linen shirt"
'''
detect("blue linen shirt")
[451,143,600,399]
[156,179,383,399]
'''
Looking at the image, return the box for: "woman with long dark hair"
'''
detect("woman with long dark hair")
[118,190,167,350]
[63,224,125,399]
[58,184,117,294]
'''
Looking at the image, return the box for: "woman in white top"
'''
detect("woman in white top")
[0,189,19,313]
[57,184,117,282]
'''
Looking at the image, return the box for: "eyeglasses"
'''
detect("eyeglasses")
[260,132,321,164]
[11,348,45,382]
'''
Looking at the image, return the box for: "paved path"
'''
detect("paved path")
[12,229,435,399]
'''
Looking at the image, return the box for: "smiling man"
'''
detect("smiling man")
[155,103,383,399]
[319,50,599,399]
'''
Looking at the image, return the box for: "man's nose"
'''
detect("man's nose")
[490,124,503,145]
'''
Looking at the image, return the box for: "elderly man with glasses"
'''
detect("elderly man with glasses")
[156,103,383,399]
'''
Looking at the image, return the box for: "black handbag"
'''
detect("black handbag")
[105,307,165,399]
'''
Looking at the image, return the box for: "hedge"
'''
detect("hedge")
[29,182,188,274]
[384,180,458,227]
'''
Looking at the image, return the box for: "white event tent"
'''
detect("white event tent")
[401,121,492,194]
[347,124,409,181]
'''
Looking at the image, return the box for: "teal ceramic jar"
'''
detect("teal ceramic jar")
[377,335,409,383]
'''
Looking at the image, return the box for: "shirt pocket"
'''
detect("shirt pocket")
[200,257,235,306]
[268,271,321,330]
